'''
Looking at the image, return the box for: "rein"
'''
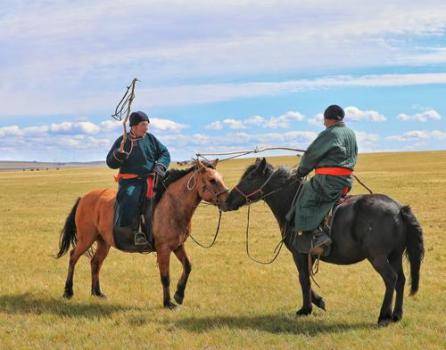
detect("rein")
[163,169,227,249]
[237,171,304,264]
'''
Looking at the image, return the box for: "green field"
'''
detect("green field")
[1,151,445,349]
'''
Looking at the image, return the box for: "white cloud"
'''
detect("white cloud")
[222,118,246,129]
[387,129,446,141]
[205,111,305,130]
[345,106,386,122]
[205,121,224,130]
[308,113,324,126]
[150,118,186,132]
[397,109,442,122]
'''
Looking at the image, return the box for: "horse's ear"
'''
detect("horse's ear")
[256,157,267,174]
[211,158,219,168]
[196,159,206,172]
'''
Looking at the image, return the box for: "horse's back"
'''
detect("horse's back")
[75,188,117,245]
[328,194,405,264]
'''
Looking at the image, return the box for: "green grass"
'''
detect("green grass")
[1,151,445,349]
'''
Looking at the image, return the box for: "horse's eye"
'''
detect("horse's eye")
[209,179,217,185]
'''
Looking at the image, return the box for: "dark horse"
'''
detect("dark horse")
[224,158,424,326]
[56,160,229,308]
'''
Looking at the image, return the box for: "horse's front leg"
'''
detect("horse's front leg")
[157,245,176,309]
[292,252,313,316]
[291,251,326,311]
[173,245,192,305]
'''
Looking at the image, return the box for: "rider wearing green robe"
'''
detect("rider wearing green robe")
[106,111,170,247]
[288,105,358,256]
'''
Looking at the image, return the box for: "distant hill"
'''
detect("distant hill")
[0,160,105,171]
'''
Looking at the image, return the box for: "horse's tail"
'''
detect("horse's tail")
[56,197,81,258]
[400,205,424,295]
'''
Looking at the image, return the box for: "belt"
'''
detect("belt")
[114,173,156,199]
[315,167,353,176]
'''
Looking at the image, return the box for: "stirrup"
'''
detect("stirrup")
[134,232,148,246]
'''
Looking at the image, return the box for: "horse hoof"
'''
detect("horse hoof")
[392,312,402,322]
[174,292,184,305]
[92,292,107,299]
[315,298,326,311]
[164,301,177,310]
[378,318,392,327]
[63,292,73,299]
[296,308,312,316]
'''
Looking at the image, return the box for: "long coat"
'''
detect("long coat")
[106,132,170,228]
[288,122,358,231]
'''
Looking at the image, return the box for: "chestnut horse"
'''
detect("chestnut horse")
[56,160,228,308]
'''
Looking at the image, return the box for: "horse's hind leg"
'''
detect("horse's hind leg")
[63,235,96,299]
[173,245,192,305]
[389,253,405,322]
[91,237,111,298]
[369,255,398,326]
[157,246,175,309]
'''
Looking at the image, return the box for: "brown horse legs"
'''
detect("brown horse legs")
[173,245,192,305]
[157,246,176,309]
[91,238,111,298]
[63,237,95,299]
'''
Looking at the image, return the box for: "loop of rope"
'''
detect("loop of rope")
[189,209,223,248]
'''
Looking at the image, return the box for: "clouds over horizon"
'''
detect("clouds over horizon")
[1,105,443,161]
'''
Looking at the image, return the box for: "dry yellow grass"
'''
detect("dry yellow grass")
[0,151,445,349]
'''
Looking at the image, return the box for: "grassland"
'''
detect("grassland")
[0,151,445,349]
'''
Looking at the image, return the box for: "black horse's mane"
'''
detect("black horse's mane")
[241,161,295,189]
[155,160,215,202]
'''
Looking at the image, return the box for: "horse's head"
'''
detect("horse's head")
[224,157,273,211]
[194,159,229,211]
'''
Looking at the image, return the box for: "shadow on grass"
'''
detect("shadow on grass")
[171,314,375,335]
[0,293,141,319]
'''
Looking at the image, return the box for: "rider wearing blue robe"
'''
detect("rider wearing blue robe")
[106,111,170,246]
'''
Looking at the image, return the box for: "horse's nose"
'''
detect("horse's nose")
[218,201,228,212]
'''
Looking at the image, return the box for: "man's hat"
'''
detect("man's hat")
[324,105,345,121]
[129,111,150,126]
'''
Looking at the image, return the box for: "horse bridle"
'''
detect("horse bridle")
[187,170,229,205]
[233,169,280,205]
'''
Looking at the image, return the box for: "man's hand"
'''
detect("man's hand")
[153,163,167,178]
[113,150,128,162]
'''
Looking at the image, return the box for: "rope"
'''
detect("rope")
[189,209,223,248]
[244,204,287,265]
[196,146,306,162]
[354,174,373,194]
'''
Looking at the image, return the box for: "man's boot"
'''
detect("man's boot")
[309,227,332,257]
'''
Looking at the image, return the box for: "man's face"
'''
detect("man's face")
[132,121,149,137]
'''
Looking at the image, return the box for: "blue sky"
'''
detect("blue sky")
[1,0,445,162]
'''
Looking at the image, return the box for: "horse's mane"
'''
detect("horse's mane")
[155,160,215,203]
[241,160,295,189]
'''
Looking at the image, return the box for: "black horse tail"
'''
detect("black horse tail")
[400,205,424,295]
[56,198,81,259]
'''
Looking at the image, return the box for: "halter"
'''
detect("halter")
[233,169,279,205]
[186,169,229,205]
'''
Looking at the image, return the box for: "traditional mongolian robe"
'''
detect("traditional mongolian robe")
[106,133,170,229]
[288,121,358,231]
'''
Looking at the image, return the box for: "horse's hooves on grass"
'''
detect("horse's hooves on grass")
[63,292,73,299]
[174,292,184,305]
[164,301,177,310]
[92,293,107,299]
[296,308,312,316]
[392,313,402,322]
[315,298,326,311]
[378,318,392,327]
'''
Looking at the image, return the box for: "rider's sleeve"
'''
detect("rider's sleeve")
[297,130,338,177]
[106,136,124,169]
[152,135,171,169]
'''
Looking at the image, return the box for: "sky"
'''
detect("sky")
[1,0,445,162]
